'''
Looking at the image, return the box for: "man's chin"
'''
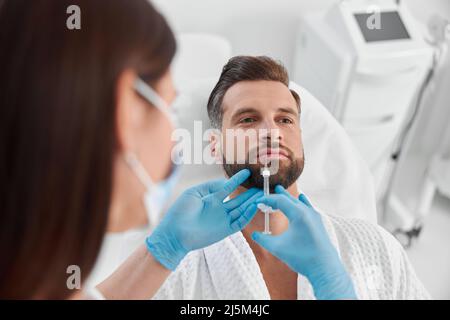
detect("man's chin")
[222,158,304,192]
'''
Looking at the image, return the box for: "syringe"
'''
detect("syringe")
[257,166,272,234]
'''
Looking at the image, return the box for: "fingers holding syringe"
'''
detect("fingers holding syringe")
[298,193,313,208]
[230,203,259,232]
[255,193,307,222]
[274,185,301,203]
[227,189,264,221]
[223,187,262,211]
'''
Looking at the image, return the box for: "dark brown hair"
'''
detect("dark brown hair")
[207,56,300,128]
[0,0,175,299]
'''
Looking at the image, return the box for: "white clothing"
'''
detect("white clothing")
[153,212,430,300]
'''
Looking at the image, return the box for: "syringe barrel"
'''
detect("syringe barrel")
[263,176,270,196]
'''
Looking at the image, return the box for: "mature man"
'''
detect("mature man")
[153,56,429,300]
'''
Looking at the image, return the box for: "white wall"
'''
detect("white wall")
[153,0,450,155]
[154,0,449,70]
[153,0,335,71]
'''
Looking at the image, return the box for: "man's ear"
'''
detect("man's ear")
[209,129,223,162]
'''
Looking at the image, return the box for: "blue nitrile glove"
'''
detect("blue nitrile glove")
[146,169,262,271]
[252,185,357,300]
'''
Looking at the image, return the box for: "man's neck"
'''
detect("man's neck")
[230,183,300,257]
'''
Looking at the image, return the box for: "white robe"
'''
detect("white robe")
[153,213,430,300]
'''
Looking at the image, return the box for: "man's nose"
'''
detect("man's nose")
[260,118,278,131]
[258,120,283,143]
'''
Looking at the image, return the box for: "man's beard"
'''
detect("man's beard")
[222,145,304,192]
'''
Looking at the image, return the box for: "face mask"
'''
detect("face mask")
[124,152,180,227]
[123,77,182,227]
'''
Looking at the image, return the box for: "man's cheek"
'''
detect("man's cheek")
[221,136,246,164]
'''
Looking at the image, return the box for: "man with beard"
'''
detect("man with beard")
[152,56,429,300]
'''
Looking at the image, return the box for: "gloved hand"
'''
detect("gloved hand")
[146,169,262,271]
[252,185,357,300]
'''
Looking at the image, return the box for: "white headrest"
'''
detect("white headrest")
[290,82,377,223]
[171,79,377,223]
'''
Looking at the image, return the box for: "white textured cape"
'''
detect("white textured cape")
[153,213,430,300]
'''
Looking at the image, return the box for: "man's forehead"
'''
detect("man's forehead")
[222,80,298,115]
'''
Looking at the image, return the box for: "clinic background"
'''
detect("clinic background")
[151,0,450,298]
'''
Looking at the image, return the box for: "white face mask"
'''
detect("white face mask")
[124,77,181,226]
[124,152,180,227]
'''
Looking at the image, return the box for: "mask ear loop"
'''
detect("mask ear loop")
[129,77,182,186]
[133,77,178,127]
[124,152,160,227]
[124,152,154,189]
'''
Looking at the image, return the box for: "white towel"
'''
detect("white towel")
[153,212,430,300]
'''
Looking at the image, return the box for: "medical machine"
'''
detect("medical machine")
[292,0,434,201]
[382,14,450,243]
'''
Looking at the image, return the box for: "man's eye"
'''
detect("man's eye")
[279,118,294,124]
[240,117,256,124]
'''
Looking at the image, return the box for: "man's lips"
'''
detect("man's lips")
[258,148,290,160]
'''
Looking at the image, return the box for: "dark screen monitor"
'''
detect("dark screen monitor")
[354,11,410,42]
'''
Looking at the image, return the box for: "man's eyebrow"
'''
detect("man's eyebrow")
[278,107,300,117]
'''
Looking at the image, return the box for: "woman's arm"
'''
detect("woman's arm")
[89,170,259,300]
[96,244,171,300]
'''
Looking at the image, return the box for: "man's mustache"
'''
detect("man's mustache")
[246,143,294,163]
